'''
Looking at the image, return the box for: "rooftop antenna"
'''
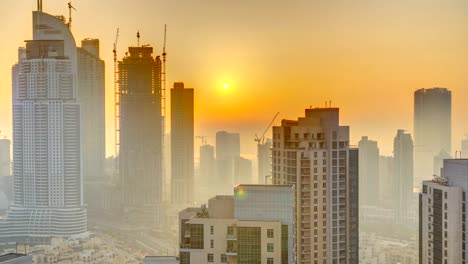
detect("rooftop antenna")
[37,0,43,12]
[67,2,76,29]
[137,31,140,47]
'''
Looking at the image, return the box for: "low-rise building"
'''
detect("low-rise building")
[179,185,295,264]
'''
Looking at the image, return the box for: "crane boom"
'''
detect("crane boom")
[255,112,280,144]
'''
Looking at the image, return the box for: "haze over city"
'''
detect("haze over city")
[0,1,467,264]
[1,0,468,157]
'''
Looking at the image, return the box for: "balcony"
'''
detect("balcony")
[226,248,238,256]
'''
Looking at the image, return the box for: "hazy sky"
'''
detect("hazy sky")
[0,0,467,158]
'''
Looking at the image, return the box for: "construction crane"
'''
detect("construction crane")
[161,25,167,142]
[67,2,76,29]
[255,112,280,145]
[196,136,208,146]
[113,28,120,157]
[137,31,140,47]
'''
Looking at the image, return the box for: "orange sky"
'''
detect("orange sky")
[0,0,467,158]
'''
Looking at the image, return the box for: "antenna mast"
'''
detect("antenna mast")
[37,0,43,12]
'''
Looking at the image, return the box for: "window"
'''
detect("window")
[210,225,214,235]
[210,239,214,248]
[267,229,274,238]
[267,243,274,252]
[221,254,227,263]
[207,254,214,262]
[267,258,274,264]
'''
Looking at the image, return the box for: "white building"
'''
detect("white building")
[419,159,468,264]
[0,8,87,243]
[271,107,359,264]
[179,185,295,264]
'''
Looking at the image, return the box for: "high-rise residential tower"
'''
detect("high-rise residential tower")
[0,10,87,242]
[419,159,467,264]
[171,82,194,204]
[118,45,163,227]
[393,129,414,223]
[198,143,216,200]
[77,38,106,213]
[414,88,452,182]
[272,107,358,264]
[358,136,379,207]
[0,139,10,177]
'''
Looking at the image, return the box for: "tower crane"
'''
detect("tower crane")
[113,28,120,157]
[255,112,280,145]
[67,2,76,29]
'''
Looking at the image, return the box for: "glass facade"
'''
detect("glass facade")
[238,226,261,264]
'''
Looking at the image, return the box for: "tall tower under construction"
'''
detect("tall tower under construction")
[118,45,163,228]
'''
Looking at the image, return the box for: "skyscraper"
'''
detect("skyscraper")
[378,155,394,208]
[0,10,87,242]
[118,45,163,227]
[0,139,10,177]
[414,88,452,182]
[171,82,194,204]
[358,136,379,207]
[419,159,468,264]
[215,131,240,194]
[77,38,106,213]
[215,131,240,160]
[272,107,358,263]
[257,138,272,184]
[393,129,414,223]
[198,144,216,200]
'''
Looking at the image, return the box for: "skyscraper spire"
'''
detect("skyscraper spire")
[37,0,43,12]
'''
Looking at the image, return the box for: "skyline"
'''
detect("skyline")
[1,0,468,157]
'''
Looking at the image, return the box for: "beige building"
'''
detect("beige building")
[272,107,359,264]
[179,185,295,264]
[419,159,468,264]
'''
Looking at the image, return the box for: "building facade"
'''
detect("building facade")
[0,139,10,177]
[171,82,194,204]
[179,185,295,264]
[0,10,87,242]
[419,159,468,264]
[272,107,358,264]
[215,131,241,194]
[257,139,272,184]
[393,129,414,224]
[414,88,452,183]
[118,45,163,227]
[77,38,106,214]
[358,136,379,207]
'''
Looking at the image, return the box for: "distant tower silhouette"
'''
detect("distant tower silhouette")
[170,82,194,204]
[118,44,163,228]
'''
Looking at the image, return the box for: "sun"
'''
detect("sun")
[222,83,229,90]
